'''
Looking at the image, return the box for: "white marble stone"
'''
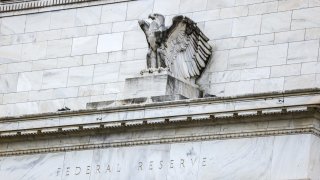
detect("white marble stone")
[0,44,22,64]
[60,27,87,39]
[274,30,305,44]
[254,77,284,93]
[291,7,320,30]
[25,13,51,32]
[101,3,127,23]
[35,29,61,42]
[228,47,258,70]
[1,135,316,179]
[305,28,320,40]
[6,61,32,73]
[278,0,308,11]
[248,1,278,15]
[153,0,180,15]
[46,39,73,58]
[75,6,101,26]
[2,92,29,104]
[42,69,69,89]
[240,67,270,80]
[205,19,233,39]
[118,60,145,81]
[50,9,76,29]
[126,0,154,20]
[0,152,65,180]
[123,30,147,50]
[207,0,235,9]
[244,33,274,47]
[21,41,47,61]
[0,74,18,93]
[284,74,316,90]
[57,56,82,68]
[180,0,207,13]
[271,135,311,179]
[214,37,245,50]
[28,89,53,101]
[92,63,120,84]
[83,53,108,65]
[224,80,254,96]
[32,59,58,71]
[17,71,43,92]
[97,33,123,53]
[232,15,261,37]
[71,36,98,56]
[112,20,139,33]
[301,62,320,74]
[52,87,79,99]
[86,23,112,36]
[257,44,288,67]
[0,15,26,35]
[287,40,319,63]
[261,11,292,33]
[67,66,94,87]
[270,64,301,77]
[108,50,135,63]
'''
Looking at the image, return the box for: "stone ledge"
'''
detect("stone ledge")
[0,0,132,15]
[0,88,319,121]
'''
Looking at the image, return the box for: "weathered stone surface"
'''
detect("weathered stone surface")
[71,36,98,56]
[25,13,51,32]
[261,12,291,33]
[123,73,202,99]
[97,33,123,53]
[0,0,319,116]
[257,44,288,67]
[287,40,319,63]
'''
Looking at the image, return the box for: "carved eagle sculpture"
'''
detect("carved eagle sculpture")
[138,13,213,80]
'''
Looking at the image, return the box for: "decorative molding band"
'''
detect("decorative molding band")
[1,127,319,157]
[0,106,317,139]
[0,0,131,13]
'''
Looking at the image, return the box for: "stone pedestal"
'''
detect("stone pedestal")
[122,73,202,99]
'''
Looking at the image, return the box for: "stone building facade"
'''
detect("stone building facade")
[0,0,319,179]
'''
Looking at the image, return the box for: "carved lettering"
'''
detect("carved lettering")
[86,166,91,174]
[159,161,163,170]
[65,167,70,176]
[106,164,111,173]
[170,160,174,168]
[138,162,143,171]
[149,161,153,170]
[96,165,101,173]
[75,167,81,175]
[202,158,207,167]
[180,159,185,168]
[191,158,197,166]
[56,168,61,176]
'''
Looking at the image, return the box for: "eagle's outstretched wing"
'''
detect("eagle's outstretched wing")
[163,16,212,79]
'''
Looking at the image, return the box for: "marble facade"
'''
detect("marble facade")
[1,134,319,180]
[0,0,320,179]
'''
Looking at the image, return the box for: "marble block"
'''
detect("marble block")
[122,73,202,99]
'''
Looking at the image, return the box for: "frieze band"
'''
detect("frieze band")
[1,126,319,157]
[0,0,131,13]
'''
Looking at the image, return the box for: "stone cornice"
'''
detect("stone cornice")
[0,0,133,15]
[1,126,319,157]
[1,88,319,122]
[0,106,319,156]
[0,88,319,157]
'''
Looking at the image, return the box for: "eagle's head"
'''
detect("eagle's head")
[148,13,165,27]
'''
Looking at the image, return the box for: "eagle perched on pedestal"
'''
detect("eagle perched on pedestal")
[138,13,213,80]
